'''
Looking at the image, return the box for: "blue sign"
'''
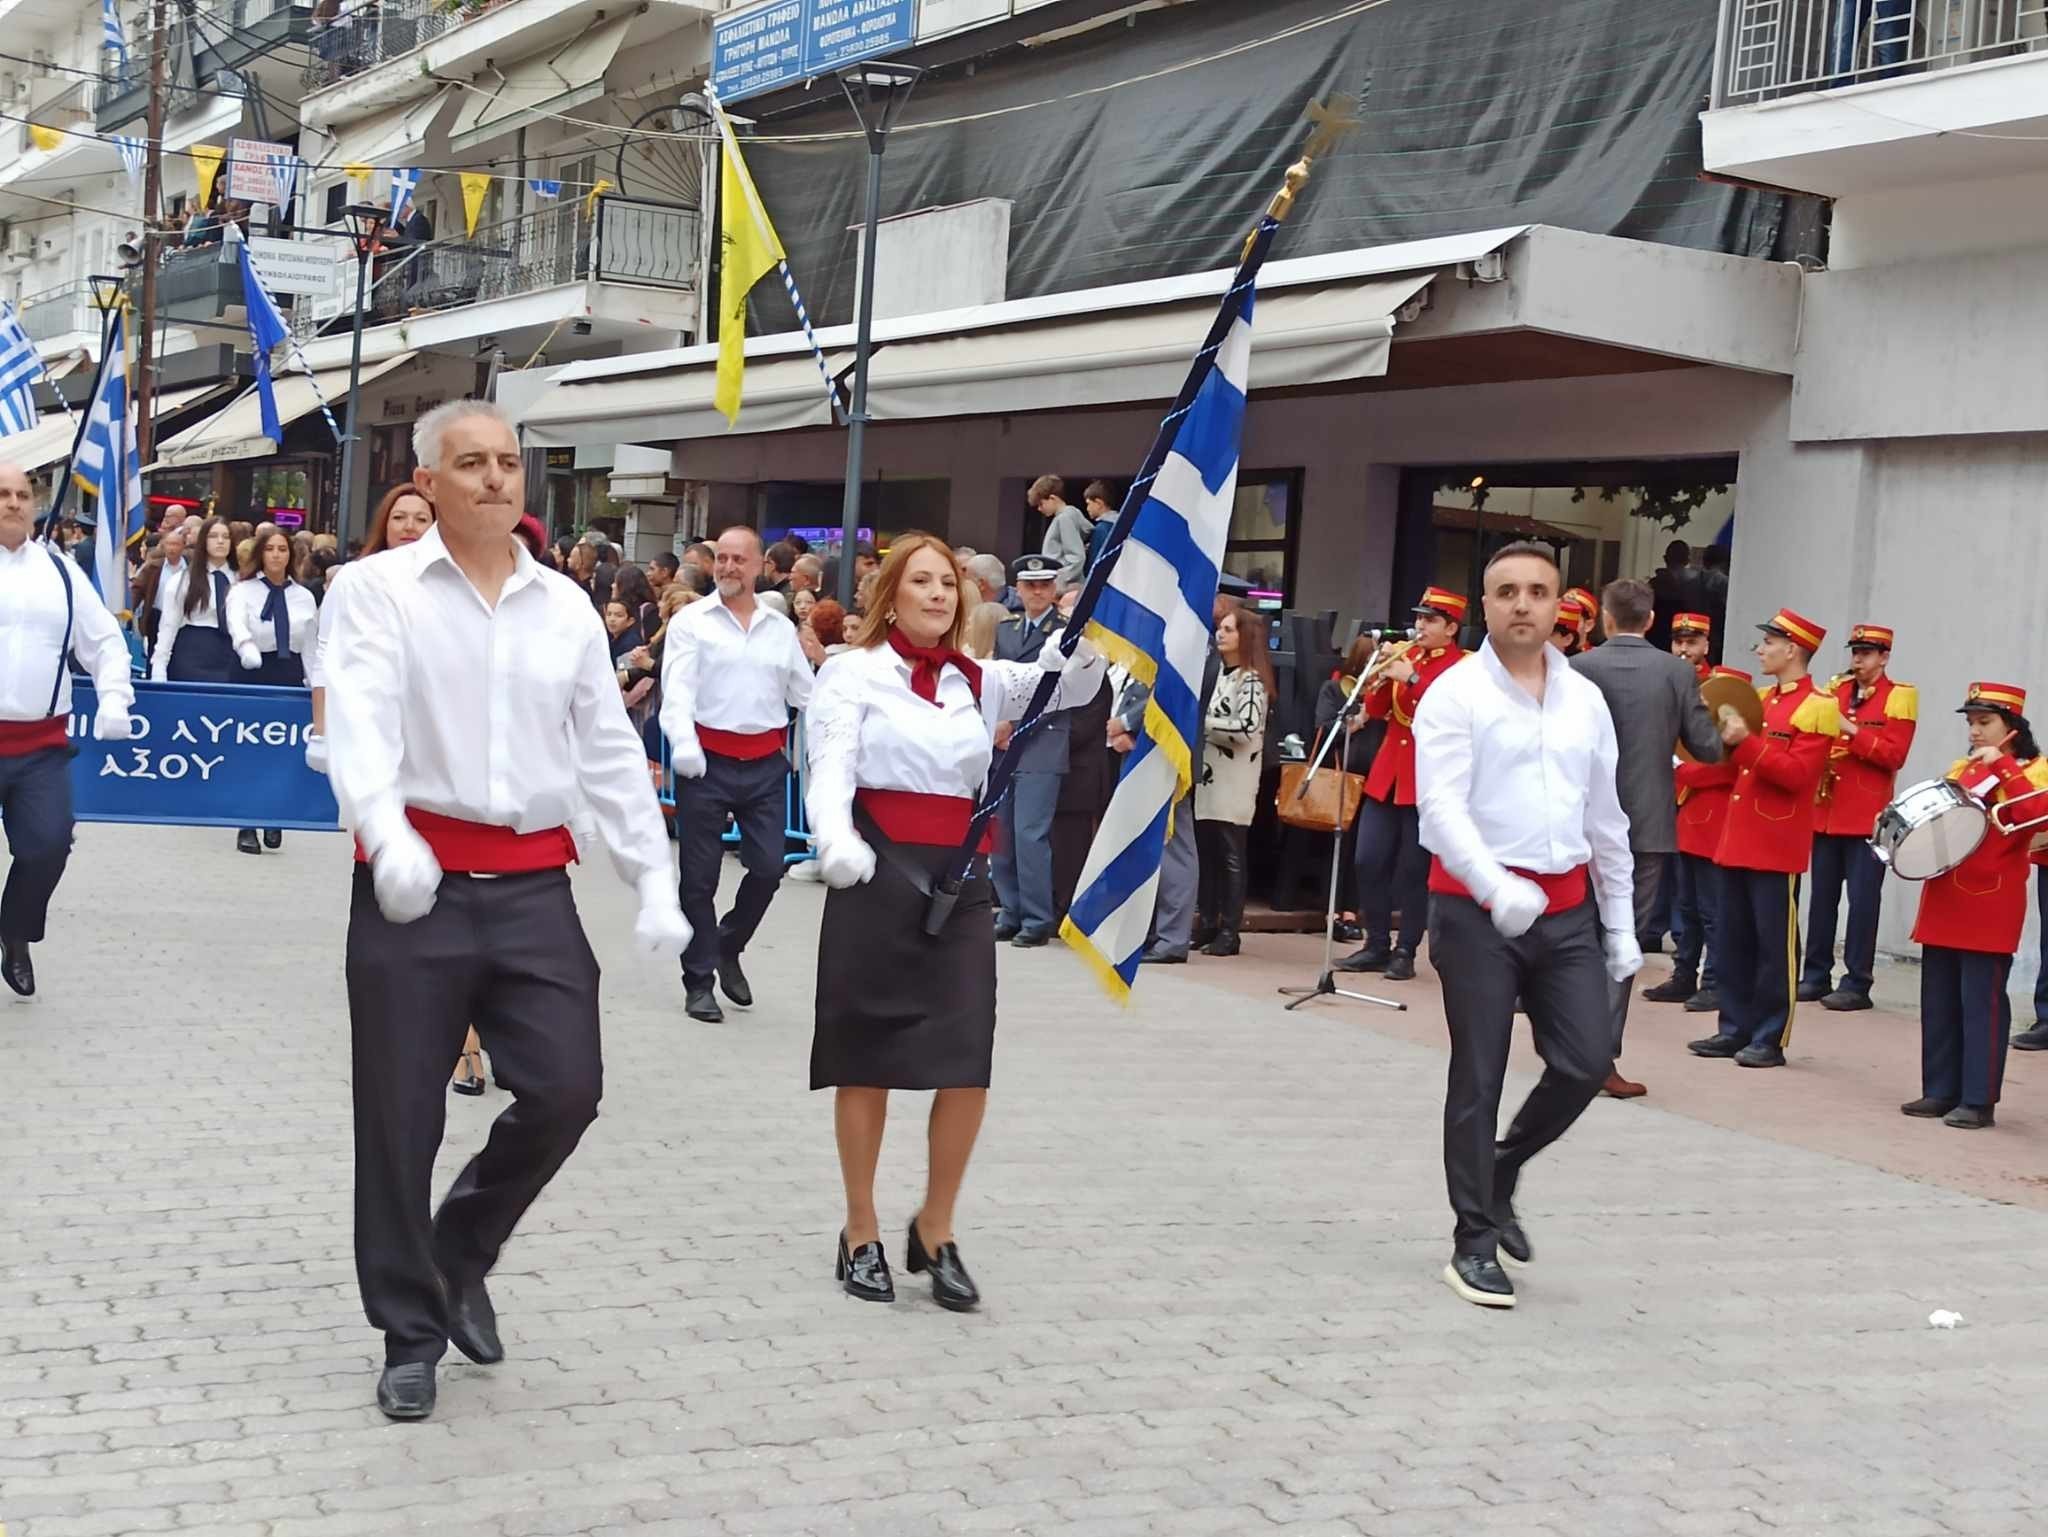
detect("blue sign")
[713,0,918,103]
[69,680,341,832]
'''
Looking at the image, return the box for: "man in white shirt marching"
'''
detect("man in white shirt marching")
[0,463,136,998]
[323,402,690,1422]
[659,525,815,1023]
[1413,540,1640,1311]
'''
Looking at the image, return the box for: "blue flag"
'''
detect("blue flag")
[237,245,290,446]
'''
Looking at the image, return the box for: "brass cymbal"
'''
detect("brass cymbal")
[1702,673,1766,734]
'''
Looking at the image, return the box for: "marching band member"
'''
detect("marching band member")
[1901,683,2048,1129]
[1336,586,1467,982]
[1671,612,1713,678]
[2017,844,2048,1052]
[0,464,135,998]
[1641,609,1714,965]
[1800,624,1916,1012]
[659,525,815,1024]
[152,514,238,682]
[1688,608,1840,1069]
[804,533,1102,1309]
[1415,542,1637,1309]
[1645,660,1748,1013]
[227,523,319,856]
[1565,587,1600,651]
[323,402,688,1421]
[1549,592,1588,656]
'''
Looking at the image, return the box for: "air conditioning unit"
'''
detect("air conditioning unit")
[29,50,53,78]
[0,75,25,105]
[4,227,33,261]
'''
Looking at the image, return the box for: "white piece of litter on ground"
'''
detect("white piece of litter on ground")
[1928,1309,1964,1329]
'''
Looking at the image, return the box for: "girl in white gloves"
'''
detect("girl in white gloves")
[226,523,317,856]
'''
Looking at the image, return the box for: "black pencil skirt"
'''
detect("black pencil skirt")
[811,842,997,1091]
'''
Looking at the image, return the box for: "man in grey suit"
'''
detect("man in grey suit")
[992,554,1073,946]
[1571,578,1724,1096]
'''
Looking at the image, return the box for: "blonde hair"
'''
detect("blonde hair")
[851,532,968,652]
[963,600,1010,660]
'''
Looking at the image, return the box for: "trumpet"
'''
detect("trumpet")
[1359,631,1420,689]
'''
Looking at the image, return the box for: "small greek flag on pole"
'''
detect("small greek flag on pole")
[73,309,144,612]
[389,167,421,225]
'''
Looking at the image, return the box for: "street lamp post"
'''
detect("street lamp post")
[335,202,390,560]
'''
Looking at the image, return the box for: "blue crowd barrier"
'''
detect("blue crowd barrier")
[656,718,813,866]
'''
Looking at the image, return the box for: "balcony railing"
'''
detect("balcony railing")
[19,79,95,156]
[16,283,93,343]
[1714,0,2048,106]
[302,0,519,88]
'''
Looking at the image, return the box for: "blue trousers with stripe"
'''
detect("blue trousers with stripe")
[1920,946,2012,1109]
[1715,866,1800,1052]
[1801,832,1884,997]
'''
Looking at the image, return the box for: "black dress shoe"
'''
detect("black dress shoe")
[1642,975,1697,1003]
[237,828,261,855]
[1139,947,1187,965]
[1200,931,1240,957]
[993,921,1021,942]
[1901,1096,1958,1118]
[1191,924,1220,951]
[1332,919,1363,943]
[1442,1254,1515,1309]
[684,984,725,1023]
[717,950,753,1008]
[1688,1034,1740,1058]
[1334,944,1389,974]
[1010,930,1051,949]
[1684,987,1720,1013]
[1821,989,1872,1012]
[836,1231,894,1303]
[262,829,283,850]
[1,939,33,999]
[1735,1044,1786,1068]
[1796,980,1828,1003]
[2013,1025,2048,1051]
[906,1217,981,1312]
[1383,950,1417,982]
[376,1361,437,1421]
[1638,933,1665,955]
[1944,1104,1995,1129]
[446,1278,503,1365]
[1497,1216,1533,1269]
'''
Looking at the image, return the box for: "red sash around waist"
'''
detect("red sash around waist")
[698,726,786,761]
[1428,856,1588,917]
[0,716,68,757]
[856,788,992,852]
[354,808,578,873]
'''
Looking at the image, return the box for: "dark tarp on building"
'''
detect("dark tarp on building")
[737,0,1816,329]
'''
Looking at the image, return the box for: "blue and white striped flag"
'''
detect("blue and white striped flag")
[528,178,562,200]
[389,167,421,225]
[0,300,46,438]
[73,309,144,611]
[101,0,130,66]
[1061,290,1256,999]
[115,133,146,195]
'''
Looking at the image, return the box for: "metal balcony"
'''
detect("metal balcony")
[97,38,254,132]
[1714,0,2048,106]
[15,283,94,343]
[303,0,515,89]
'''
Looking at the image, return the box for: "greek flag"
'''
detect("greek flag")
[101,0,130,67]
[528,178,561,200]
[237,244,290,446]
[389,167,420,225]
[72,310,144,611]
[0,300,46,437]
[115,133,146,194]
[1061,290,1255,999]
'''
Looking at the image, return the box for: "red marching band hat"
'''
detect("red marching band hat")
[1960,681,2028,717]
[1555,593,1588,628]
[1848,623,1895,650]
[1672,612,1713,638]
[1414,585,1469,623]
[1757,606,1826,653]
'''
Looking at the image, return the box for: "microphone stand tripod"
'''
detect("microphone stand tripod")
[1279,657,1405,1014]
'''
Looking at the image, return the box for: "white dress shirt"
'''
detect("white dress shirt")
[320,524,670,883]
[150,559,233,680]
[225,577,318,658]
[658,593,814,753]
[151,555,184,612]
[1413,638,1635,934]
[0,537,134,722]
[304,600,329,688]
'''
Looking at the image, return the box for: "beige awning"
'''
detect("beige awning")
[448,17,632,155]
[156,355,416,466]
[0,382,229,473]
[327,89,456,170]
[520,350,849,449]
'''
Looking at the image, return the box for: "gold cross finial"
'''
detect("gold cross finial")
[1304,95,1360,162]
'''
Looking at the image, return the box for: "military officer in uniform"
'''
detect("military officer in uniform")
[1688,608,1840,1068]
[1337,585,1467,982]
[1646,662,1748,1012]
[1801,623,1917,1012]
[1902,683,2048,1128]
[991,553,1071,946]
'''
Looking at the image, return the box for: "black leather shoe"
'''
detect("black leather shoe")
[237,828,261,855]
[1684,987,1720,1013]
[1383,950,1417,982]
[906,1217,981,1312]
[1901,1096,1958,1118]
[1332,919,1363,943]
[262,829,283,850]
[1796,980,1828,1003]
[993,921,1021,942]
[1010,930,1051,949]
[1642,975,1697,1003]
[2013,1026,2048,1051]
[717,950,753,1008]
[1,940,33,999]
[1139,947,1187,965]
[1735,1044,1786,1068]
[446,1278,503,1365]
[1191,924,1220,951]
[376,1361,437,1421]
[1334,944,1389,974]
[1944,1104,1995,1129]
[1821,990,1873,1011]
[1688,1034,1741,1058]
[1442,1254,1514,1309]
[684,984,725,1023]
[1497,1216,1533,1269]
[836,1231,894,1303]
[1201,931,1241,957]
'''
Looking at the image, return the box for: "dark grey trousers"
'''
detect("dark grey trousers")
[1607,852,1667,1056]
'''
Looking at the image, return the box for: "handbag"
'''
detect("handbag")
[1276,728,1365,832]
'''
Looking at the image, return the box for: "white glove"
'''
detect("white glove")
[304,733,329,774]
[1486,873,1548,939]
[237,643,262,670]
[672,740,707,780]
[1040,633,1100,673]
[1603,928,1645,985]
[370,820,443,925]
[634,899,693,955]
[815,828,877,890]
[92,705,134,742]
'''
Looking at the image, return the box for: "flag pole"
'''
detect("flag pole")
[39,304,119,540]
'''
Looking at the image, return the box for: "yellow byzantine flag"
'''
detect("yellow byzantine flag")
[710,96,786,427]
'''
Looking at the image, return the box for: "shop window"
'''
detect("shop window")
[1222,469,1298,613]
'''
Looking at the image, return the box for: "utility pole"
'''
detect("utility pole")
[135,0,168,464]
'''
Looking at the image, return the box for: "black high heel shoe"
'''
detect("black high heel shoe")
[451,1047,486,1097]
[835,1231,894,1303]
[906,1217,981,1313]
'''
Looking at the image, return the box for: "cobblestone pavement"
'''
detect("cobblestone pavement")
[4,827,2047,1537]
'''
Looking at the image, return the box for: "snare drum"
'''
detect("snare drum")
[1870,778,1987,881]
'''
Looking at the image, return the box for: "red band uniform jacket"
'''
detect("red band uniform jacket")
[1362,643,1463,807]
[1913,754,2048,954]
[1820,676,1918,837]
[1714,676,1841,874]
